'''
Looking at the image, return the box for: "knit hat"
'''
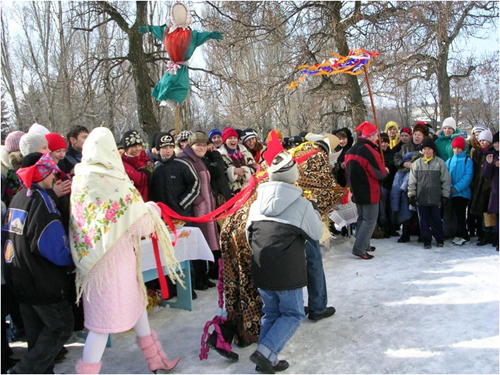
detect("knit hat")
[28,123,50,136]
[188,131,209,146]
[355,121,378,138]
[45,133,67,152]
[222,127,238,143]
[268,153,299,184]
[413,123,429,137]
[380,132,390,143]
[5,131,25,153]
[493,132,499,144]
[240,128,258,144]
[400,127,412,136]
[20,133,48,157]
[478,129,493,144]
[235,129,243,139]
[442,117,456,131]
[177,130,192,142]
[385,121,398,132]
[123,130,143,148]
[472,124,488,136]
[419,137,436,153]
[17,152,60,195]
[208,128,222,140]
[267,129,283,142]
[156,132,175,149]
[451,136,466,150]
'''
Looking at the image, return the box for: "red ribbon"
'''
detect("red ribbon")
[150,233,170,300]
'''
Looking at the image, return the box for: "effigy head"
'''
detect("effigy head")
[168,3,192,28]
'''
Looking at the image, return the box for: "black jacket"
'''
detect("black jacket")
[203,150,232,202]
[149,154,200,217]
[2,185,73,305]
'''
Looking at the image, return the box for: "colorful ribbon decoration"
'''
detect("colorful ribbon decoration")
[288,48,379,90]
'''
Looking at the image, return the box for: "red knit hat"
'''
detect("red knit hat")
[400,127,412,136]
[222,127,238,143]
[355,122,378,138]
[45,133,67,152]
[451,136,466,150]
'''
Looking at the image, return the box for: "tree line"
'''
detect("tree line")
[1,1,498,143]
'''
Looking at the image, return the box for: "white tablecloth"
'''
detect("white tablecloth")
[140,226,214,272]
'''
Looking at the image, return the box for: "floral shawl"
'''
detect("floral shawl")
[70,127,182,302]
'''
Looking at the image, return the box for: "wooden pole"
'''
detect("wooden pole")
[363,67,385,167]
[174,104,180,136]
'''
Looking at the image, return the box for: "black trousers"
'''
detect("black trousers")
[10,301,73,374]
[451,197,470,241]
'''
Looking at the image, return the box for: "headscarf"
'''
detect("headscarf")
[70,127,182,302]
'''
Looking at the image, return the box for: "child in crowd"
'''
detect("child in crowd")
[246,147,323,373]
[408,138,451,249]
[446,136,474,245]
[149,132,200,218]
[2,152,74,374]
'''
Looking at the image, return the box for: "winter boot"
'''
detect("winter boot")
[75,359,102,374]
[137,330,180,373]
[397,224,410,243]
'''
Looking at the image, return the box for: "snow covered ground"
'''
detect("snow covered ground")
[11,235,500,374]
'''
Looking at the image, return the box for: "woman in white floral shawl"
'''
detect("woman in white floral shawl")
[70,127,182,374]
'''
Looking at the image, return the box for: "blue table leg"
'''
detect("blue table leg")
[164,261,193,311]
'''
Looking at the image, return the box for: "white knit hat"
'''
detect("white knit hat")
[19,133,48,156]
[442,117,456,131]
[28,123,50,136]
[477,129,493,144]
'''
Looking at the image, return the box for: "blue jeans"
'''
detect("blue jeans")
[305,240,327,315]
[257,288,306,365]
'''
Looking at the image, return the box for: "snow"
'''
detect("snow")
[10,235,499,374]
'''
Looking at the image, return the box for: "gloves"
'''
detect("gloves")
[138,24,149,35]
[441,196,449,207]
[409,195,417,207]
[450,187,458,195]
[211,31,223,41]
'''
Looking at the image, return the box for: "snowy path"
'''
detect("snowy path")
[12,236,499,374]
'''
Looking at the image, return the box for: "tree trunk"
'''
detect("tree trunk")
[436,44,451,121]
[330,3,367,127]
[129,1,159,136]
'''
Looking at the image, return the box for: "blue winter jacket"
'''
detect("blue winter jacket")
[445,152,474,200]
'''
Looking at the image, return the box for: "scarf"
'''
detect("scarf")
[70,127,182,302]
[423,155,434,164]
[389,134,400,150]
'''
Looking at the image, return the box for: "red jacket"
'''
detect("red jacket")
[345,138,387,205]
[121,151,153,202]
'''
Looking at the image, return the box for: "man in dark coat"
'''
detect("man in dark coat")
[345,122,388,259]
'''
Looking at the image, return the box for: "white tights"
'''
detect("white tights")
[82,309,151,363]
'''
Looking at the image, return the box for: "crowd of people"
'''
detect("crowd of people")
[0,118,498,374]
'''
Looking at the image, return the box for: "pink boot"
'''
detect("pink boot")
[137,329,180,373]
[75,359,102,374]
